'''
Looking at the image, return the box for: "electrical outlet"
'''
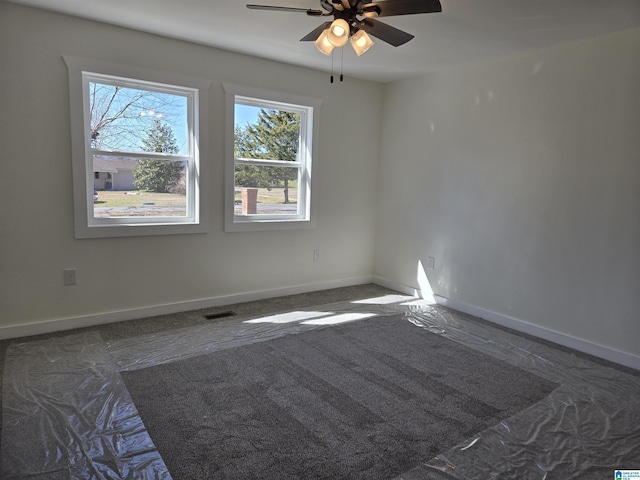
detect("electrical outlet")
[427,257,435,269]
[63,269,77,285]
[313,249,320,262]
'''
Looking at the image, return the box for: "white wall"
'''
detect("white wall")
[2,3,638,366]
[375,28,640,360]
[0,4,382,331]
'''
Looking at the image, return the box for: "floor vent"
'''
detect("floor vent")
[203,311,236,320]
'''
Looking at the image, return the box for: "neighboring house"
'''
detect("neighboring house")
[93,157,137,190]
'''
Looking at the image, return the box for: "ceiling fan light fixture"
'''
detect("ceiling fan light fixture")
[327,18,349,47]
[314,29,335,55]
[350,30,374,56]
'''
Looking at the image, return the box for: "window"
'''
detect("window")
[64,56,211,238]
[223,84,321,232]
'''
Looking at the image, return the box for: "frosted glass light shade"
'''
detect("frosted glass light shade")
[350,30,374,56]
[327,19,349,47]
[314,29,335,56]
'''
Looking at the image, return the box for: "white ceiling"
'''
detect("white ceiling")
[6,0,640,82]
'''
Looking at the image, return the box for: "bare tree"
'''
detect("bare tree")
[89,82,186,152]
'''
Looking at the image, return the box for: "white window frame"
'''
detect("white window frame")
[64,55,211,239]
[223,83,321,232]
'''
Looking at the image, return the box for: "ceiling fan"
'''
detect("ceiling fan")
[247,0,442,57]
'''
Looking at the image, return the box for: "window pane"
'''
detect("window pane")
[234,105,300,162]
[89,82,189,155]
[93,156,187,218]
[234,165,299,216]
[224,84,319,231]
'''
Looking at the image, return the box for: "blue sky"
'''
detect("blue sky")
[235,104,261,128]
[91,81,268,155]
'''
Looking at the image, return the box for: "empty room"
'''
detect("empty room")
[1,0,639,478]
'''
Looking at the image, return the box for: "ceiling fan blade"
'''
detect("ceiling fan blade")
[361,0,441,17]
[246,4,324,15]
[300,21,332,41]
[360,18,414,46]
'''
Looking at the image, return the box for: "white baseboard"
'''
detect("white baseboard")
[6,274,639,371]
[372,277,640,371]
[435,296,640,371]
[0,276,374,341]
[371,276,419,297]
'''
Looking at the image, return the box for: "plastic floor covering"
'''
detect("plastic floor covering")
[2,293,639,479]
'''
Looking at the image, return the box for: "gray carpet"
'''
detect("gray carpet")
[122,314,558,479]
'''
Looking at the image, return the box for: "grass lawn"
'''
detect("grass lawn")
[94,188,299,217]
[95,190,186,207]
[235,187,298,205]
[97,188,297,207]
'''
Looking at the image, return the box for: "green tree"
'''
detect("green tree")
[234,109,300,204]
[133,118,183,193]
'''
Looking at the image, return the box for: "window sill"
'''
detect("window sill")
[224,217,315,233]
[75,221,208,239]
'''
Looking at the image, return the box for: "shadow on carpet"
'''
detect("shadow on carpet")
[122,315,558,479]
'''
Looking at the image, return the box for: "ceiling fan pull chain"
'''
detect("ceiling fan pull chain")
[340,47,344,82]
[330,49,334,83]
